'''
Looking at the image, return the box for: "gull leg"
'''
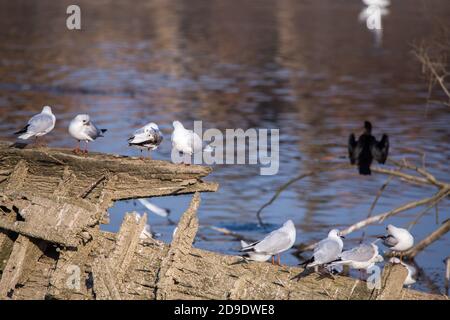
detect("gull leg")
[73,140,81,154]
[40,135,47,147]
[277,254,281,266]
[148,149,152,160]
[271,256,275,265]
[84,141,89,154]
[139,149,144,160]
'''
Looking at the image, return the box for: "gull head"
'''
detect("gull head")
[283,219,295,229]
[42,106,53,114]
[145,122,160,132]
[172,121,184,130]
[74,114,91,125]
[386,224,398,232]
[328,229,345,239]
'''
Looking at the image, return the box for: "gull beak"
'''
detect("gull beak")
[340,235,345,239]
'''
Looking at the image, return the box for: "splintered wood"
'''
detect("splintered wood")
[0,142,445,300]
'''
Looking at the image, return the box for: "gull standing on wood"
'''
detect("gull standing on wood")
[378,224,414,260]
[171,121,213,164]
[240,220,296,265]
[389,257,417,286]
[128,122,163,159]
[329,243,383,279]
[300,229,345,270]
[68,114,107,154]
[14,106,56,146]
[240,240,272,262]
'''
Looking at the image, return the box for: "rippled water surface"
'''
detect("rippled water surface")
[0,0,449,294]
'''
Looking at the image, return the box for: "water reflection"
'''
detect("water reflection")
[0,0,449,293]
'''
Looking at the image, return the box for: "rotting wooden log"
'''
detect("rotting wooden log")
[154,192,200,300]
[86,194,444,300]
[91,212,148,300]
[0,231,14,273]
[0,235,47,299]
[0,193,101,248]
[375,264,408,300]
[0,142,218,204]
[2,195,445,300]
[0,143,444,300]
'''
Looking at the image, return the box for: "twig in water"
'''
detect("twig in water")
[360,174,396,243]
[407,191,448,230]
[255,163,351,226]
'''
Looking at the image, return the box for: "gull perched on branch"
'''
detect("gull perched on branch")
[128,122,163,159]
[14,106,56,145]
[68,114,107,154]
[240,220,296,265]
[300,229,345,270]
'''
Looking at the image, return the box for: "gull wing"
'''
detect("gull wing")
[253,230,291,254]
[314,239,341,264]
[27,113,53,134]
[340,244,375,262]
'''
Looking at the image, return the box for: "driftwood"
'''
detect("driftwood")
[0,143,446,300]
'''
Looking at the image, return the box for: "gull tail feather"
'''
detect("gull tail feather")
[18,132,34,140]
[299,256,315,267]
[14,125,29,135]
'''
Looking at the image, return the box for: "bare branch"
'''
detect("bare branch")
[404,219,450,259]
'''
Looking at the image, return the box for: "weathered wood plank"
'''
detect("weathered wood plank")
[0,235,46,299]
[0,142,218,203]
[376,264,409,300]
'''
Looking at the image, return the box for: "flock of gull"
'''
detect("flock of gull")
[14,105,210,160]
[12,105,414,285]
[240,221,415,285]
